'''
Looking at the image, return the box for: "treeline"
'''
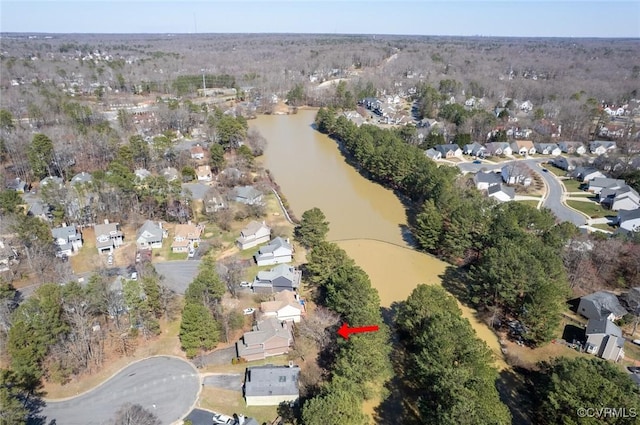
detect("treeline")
[315,108,574,345]
[173,74,237,96]
[396,285,511,424]
[294,209,391,425]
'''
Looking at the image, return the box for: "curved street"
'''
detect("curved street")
[42,356,200,425]
[457,157,587,226]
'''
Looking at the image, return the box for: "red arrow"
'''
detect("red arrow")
[337,322,379,339]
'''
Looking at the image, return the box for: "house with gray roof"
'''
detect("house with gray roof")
[588,178,626,195]
[0,239,18,272]
[71,172,93,186]
[463,142,487,157]
[474,172,503,191]
[236,317,293,362]
[551,156,577,171]
[434,143,462,158]
[584,318,625,362]
[244,364,300,406]
[558,141,586,155]
[94,220,124,254]
[599,185,640,211]
[40,176,64,189]
[52,223,83,257]
[6,178,27,193]
[134,168,151,181]
[230,186,263,205]
[569,167,605,182]
[484,142,512,156]
[254,237,293,266]
[590,140,617,155]
[252,264,302,293]
[237,221,271,250]
[424,148,441,160]
[487,184,516,203]
[136,220,164,250]
[578,291,628,321]
[203,187,226,214]
[161,167,179,182]
[618,208,640,234]
[534,142,561,156]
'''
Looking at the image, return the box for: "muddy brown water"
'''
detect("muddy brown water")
[253,110,505,368]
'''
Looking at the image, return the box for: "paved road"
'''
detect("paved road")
[43,356,200,425]
[203,373,243,391]
[154,260,202,294]
[456,157,587,226]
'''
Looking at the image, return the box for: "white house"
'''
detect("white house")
[474,172,503,191]
[590,141,617,155]
[434,144,462,158]
[487,184,516,202]
[534,143,561,156]
[190,145,205,160]
[558,141,586,155]
[196,165,212,182]
[618,208,640,233]
[136,220,164,250]
[244,365,300,406]
[236,221,271,250]
[94,220,124,254]
[425,148,442,160]
[260,290,304,323]
[254,237,293,266]
[52,224,83,257]
[501,163,532,186]
[510,140,536,156]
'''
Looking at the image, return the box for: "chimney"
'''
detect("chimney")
[288,360,294,368]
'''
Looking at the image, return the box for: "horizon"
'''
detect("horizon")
[1,1,639,38]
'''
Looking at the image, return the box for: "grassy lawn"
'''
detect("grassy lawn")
[541,163,567,177]
[516,200,540,208]
[566,200,609,218]
[591,223,614,232]
[198,387,278,424]
[562,179,585,193]
[70,227,99,274]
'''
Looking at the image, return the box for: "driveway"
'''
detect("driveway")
[154,260,201,294]
[203,373,243,391]
[194,346,236,368]
[42,356,200,425]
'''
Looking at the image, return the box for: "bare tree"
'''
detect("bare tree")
[112,403,160,425]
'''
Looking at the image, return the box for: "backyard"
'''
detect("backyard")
[566,199,612,219]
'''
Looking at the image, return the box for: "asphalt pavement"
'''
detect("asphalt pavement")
[42,356,200,425]
[154,260,202,294]
[203,373,243,391]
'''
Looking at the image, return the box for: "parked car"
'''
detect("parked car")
[131,272,138,281]
[243,308,255,315]
[627,366,640,374]
[633,339,640,346]
[188,248,196,258]
[542,168,549,172]
[240,281,251,288]
[473,160,482,164]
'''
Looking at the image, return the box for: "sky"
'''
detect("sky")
[1,0,639,38]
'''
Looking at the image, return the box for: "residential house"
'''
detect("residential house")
[501,163,532,186]
[244,364,300,406]
[28,200,51,221]
[260,290,304,323]
[196,165,212,182]
[534,143,561,156]
[230,186,263,205]
[434,144,462,159]
[236,317,293,361]
[343,110,366,127]
[558,141,586,155]
[570,167,606,182]
[578,291,627,321]
[254,237,293,266]
[203,188,226,213]
[171,222,203,253]
[519,100,533,113]
[463,142,487,157]
[534,119,562,138]
[588,178,626,195]
[551,157,576,171]
[252,264,302,293]
[161,167,179,182]
[418,118,440,129]
[487,184,516,202]
[474,172,503,191]
[190,145,205,160]
[71,172,93,186]
[237,221,271,250]
[424,148,442,160]
[590,141,617,155]
[94,220,124,254]
[6,178,27,193]
[134,168,151,180]
[618,208,640,233]
[510,140,536,156]
[484,142,513,156]
[51,223,83,257]
[136,220,164,250]
[584,318,625,362]
[0,240,17,272]
[40,176,64,189]
[599,185,640,211]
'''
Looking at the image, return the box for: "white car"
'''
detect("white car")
[131,272,138,281]
[633,339,640,346]
[239,281,251,288]
[107,255,114,265]
[243,308,255,315]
